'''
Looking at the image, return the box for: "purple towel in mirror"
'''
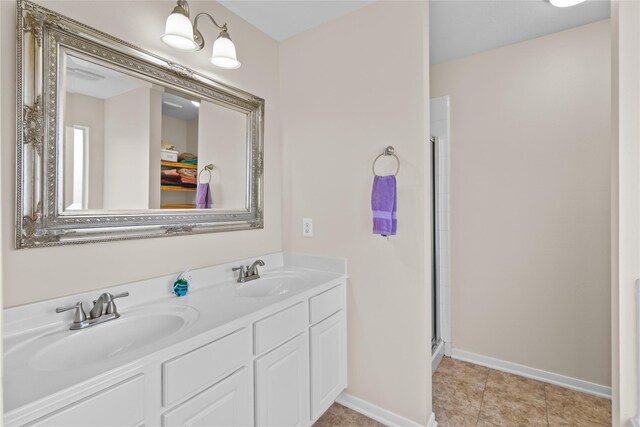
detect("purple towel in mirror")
[197,183,212,209]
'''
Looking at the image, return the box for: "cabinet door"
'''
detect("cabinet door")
[310,311,346,422]
[162,368,251,427]
[255,333,310,427]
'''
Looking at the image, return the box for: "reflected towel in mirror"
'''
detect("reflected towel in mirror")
[197,183,212,209]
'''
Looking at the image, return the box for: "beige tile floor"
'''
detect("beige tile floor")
[314,403,384,427]
[315,357,611,427]
[433,357,612,427]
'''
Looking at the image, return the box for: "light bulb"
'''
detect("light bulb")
[210,33,241,69]
[549,0,586,7]
[161,11,198,51]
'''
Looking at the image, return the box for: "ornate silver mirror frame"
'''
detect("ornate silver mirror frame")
[16,0,264,248]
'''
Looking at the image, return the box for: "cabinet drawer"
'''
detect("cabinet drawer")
[309,284,344,324]
[162,368,252,427]
[163,328,249,407]
[31,374,145,427]
[254,302,306,355]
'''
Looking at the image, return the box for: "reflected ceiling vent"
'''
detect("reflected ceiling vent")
[67,67,105,81]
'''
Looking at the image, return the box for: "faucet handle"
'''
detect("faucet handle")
[232,266,247,282]
[56,301,87,324]
[112,292,129,300]
[105,292,129,315]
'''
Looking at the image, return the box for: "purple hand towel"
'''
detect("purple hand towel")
[196,183,212,209]
[371,175,397,236]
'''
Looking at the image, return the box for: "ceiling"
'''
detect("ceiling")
[162,92,200,121]
[66,55,199,121]
[218,0,609,64]
[66,55,145,99]
[430,0,610,64]
[218,1,374,41]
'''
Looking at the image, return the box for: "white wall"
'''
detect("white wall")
[103,87,151,210]
[186,118,198,156]
[198,101,247,209]
[431,21,611,387]
[0,1,4,415]
[149,87,162,209]
[611,1,639,424]
[280,2,431,424]
[162,115,188,153]
[1,0,282,307]
[64,93,105,209]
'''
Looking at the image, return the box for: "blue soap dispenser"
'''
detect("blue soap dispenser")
[173,270,191,297]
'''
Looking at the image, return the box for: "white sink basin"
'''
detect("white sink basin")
[235,272,304,298]
[6,306,198,372]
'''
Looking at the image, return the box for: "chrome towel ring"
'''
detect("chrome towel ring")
[198,164,214,184]
[372,146,400,176]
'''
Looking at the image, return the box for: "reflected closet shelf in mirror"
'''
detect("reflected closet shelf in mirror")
[161,186,197,192]
[160,204,196,209]
[161,161,197,170]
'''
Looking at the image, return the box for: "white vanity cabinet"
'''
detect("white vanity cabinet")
[162,367,252,427]
[253,301,310,427]
[309,286,348,423]
[27,374,147,427]
[161,328,250,407]
[160,328,252,427]
[310,311,347,421]
[5,279,347,427]
[255,333,310,427]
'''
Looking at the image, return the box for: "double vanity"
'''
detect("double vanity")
[4,253,348,426]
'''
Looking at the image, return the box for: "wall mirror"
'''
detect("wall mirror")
[16,0,264,248]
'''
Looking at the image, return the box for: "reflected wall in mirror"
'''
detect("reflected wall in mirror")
[62,54,248,212]
[17,0,264,248]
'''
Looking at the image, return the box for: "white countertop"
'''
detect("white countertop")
[3,253,347,414]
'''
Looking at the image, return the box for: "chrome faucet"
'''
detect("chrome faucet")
[56,291,129,330]
[232,259,265,283]
[90,292,129,319]
[248,259,265,277]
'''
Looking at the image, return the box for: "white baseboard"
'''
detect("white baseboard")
[432,341,444,373]
[450,348,611,399]
[444,341,452,357]
[428,411,437,427]
[336,392,437,427]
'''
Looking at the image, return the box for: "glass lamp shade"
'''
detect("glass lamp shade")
[210,35,241,69]
[549,0,586,7]
[161,12,198,51]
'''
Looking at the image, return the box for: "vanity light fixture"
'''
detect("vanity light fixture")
[549,0,586,7]
[161,0,241,69]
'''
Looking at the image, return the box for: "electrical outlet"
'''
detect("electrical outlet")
[303,218,313,237]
